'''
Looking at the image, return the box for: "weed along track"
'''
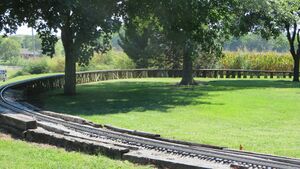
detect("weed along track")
[0,70,300,169]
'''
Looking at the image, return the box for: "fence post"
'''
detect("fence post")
[219,70,224,78]
[214,70,218,78]
[237,71,241,78]
[289,72,293,79]
[226,71,230,78]
[264,72,268,79]
[203,70,207,78]
[231,71,236,79]
[250,72,253,79]
[256,71,260,79]
[243,71,247,78]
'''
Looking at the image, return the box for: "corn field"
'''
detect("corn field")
[219,51,293,71]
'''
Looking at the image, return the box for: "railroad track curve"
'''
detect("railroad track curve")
[0,70,299,169]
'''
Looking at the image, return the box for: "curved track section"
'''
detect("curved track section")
[0,71,300,169]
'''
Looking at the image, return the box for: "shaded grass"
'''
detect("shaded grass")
[0,74,152,169]
[0,73,59,86]
[38,78,300,158]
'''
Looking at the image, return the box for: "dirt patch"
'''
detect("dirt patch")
[30,141,58,149]
[0,129,13,140]
[0,129,57,149]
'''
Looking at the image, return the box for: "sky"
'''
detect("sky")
[14,25,61,35]
[16,25,36,35]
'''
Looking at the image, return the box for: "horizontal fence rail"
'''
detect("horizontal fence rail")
[3,69,300,169]
[6,69,296,95]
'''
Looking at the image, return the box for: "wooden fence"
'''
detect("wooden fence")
[6,69,295,95]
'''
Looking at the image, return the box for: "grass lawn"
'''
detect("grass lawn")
[0,131,151,169]
[0,75,152,169]
[38,78,300,158]
[3,73,60,85]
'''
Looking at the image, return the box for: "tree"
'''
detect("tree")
[235,0,300,81]
[6,0,122,95]
[9,35,23,46]
[119,16,183,69]
[224,33,289,52]
[124,0,239,85]
[0,38,21,61]
[0,1,20,64]
[0,1,20,35]
[240,34,270,52]
[54,39,65,56]
[119,19,157,68]
[22,35,42,52]
[279,0,300,81]
[271,34,290,52]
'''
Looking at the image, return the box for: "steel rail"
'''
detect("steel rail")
[0,72,300,169]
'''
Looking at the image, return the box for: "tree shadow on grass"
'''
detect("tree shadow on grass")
[207,80,300,90]
[34,81,216,116]
[33,79,300,116]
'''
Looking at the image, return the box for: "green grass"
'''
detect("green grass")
[0,74,152,169]
[0,73,59,86]
[0,136,151,169]
[39,78,300,158]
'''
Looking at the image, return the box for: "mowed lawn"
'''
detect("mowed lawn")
[39,78,300,158]
[0,132,151,169]
[0,75,152,169]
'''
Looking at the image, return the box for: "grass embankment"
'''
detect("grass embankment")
[0,75,151,169]
[0,132,150,169]
[39,78,300,158]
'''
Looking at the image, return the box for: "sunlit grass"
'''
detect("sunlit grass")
[0,74,153,169]
[39,78,300,158]
[0,73,59,86]
[0,136,151,169]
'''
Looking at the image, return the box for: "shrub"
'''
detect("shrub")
[8,50,134,77]
[78,50,135,71]
[24,59,50,74]
[7,56,24,65]
[10,70,31,78]
[47,56,65,73]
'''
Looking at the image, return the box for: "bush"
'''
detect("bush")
[47,56,65,73]
[10,70,31,78]
[24,59,50,74]
[7,56,64,78]
[78,50,135,71]
[7,56,25,65]
[7,50,135,78]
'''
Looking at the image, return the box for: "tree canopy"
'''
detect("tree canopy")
[119,15,183,69]
[235,0,300,81]
[0,38,21,61]
[2,0,300,89]
[123,0,241,85]
[224,33,289,52]
[4,0,123,94]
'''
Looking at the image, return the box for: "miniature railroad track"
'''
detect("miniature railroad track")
[0,72,300,169]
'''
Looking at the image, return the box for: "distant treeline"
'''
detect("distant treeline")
[0,35,64,64]
[224,33,289,53]
[1,32,288,61]
[0,33,291,73]
[115,32,289,53]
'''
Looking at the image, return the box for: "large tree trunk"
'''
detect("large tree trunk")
[286,23,299,82]
[64,49,76,95]
[61,28,77,95]
[293,55,300,82]
[179,43,197,85]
